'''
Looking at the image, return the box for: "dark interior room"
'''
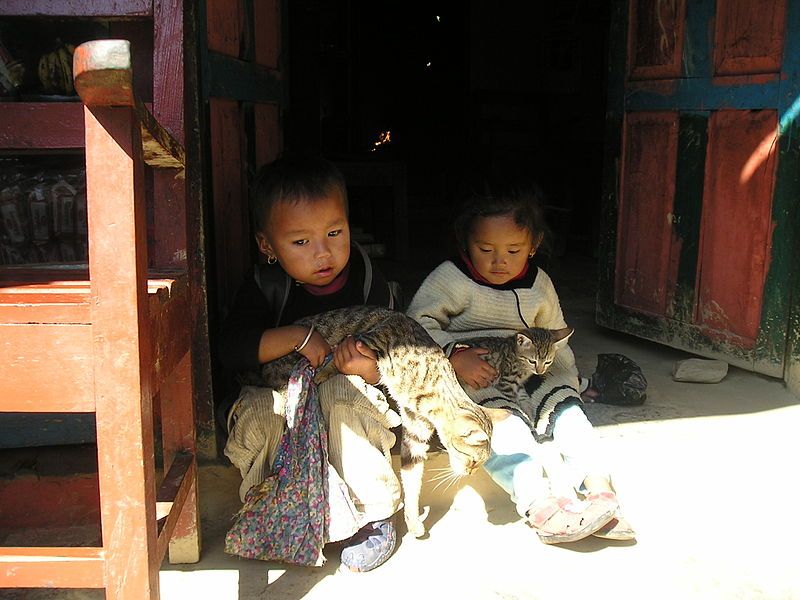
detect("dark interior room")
[284,0,612,291]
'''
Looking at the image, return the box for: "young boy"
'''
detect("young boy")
[218,156,402,572]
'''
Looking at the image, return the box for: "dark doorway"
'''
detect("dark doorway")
[285,0,612,290]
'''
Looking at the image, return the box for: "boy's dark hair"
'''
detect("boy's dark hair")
[250,156,348,232]
[453,173,552,255]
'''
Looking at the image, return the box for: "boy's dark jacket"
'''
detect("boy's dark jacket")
[217,242,395,426]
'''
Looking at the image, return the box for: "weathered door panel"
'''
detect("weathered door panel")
[202,0,284,451]
[202,0,284,317]
[696,110,777,345]
[599,0,800,378]
[209,97,247,317]
[714,0,786,76]
[615,112,678,316]
[628,0,685,79]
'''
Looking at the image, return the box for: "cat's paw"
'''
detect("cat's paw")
[404,505,429,538]
[405,516,426,538]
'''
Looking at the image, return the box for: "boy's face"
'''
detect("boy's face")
[257,191,351,286]
[466,214,535,285]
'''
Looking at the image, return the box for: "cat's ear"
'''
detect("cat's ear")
[481,406,512,425]
[551,327,574,348]
[516,333,532,348]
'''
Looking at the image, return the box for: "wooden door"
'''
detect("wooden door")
[598,0,800,377]
[202,0,284,320]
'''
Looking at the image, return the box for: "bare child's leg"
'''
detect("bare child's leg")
[486,413,615,544]
[550,404,636,540]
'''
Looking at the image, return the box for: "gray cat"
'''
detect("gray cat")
[259,305,507,537]
[457,326,574,399]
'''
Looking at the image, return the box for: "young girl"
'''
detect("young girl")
[406,177,635,543]
[219,156,402,571]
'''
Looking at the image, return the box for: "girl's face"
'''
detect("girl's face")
[466,213,536,285]
[257,191,351,286]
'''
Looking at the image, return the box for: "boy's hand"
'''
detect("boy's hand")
[333,336,380,385]
[297,330,331,368]
[450,347,497,389]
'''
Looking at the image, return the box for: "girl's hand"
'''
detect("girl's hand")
[333,336,380,385]
[297,330,330,368]
[450,347,497,388]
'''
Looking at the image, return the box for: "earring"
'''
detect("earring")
[267,255,277,265]
[528,252,535,258]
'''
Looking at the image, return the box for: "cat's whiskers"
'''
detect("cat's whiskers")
[428,469,455,482]
[427,466,453,474]
[431,470,463,492]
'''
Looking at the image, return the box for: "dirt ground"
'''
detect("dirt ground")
[4,258,800,599]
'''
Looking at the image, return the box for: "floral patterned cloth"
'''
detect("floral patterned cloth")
[224,358,330,566]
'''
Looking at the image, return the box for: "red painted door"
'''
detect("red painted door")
[598,0,800,377]
[204,0,283,318]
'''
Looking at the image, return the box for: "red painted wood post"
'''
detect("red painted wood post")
[254,103,281,168]
[152,0,187,269]
[85,101,160,599]
[209,97,247,316]
[160,350,201,563]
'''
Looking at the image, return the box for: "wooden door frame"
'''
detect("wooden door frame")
[193,0,286,457]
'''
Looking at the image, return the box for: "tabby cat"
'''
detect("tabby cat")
[457,326,574,400]
[260,305,506,537]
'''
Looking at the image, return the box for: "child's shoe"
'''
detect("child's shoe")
[585,491,636,540]
[592,511,636,540]
[525,496,615,544]
[340,518,397,572]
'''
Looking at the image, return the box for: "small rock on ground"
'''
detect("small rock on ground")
[672,358,729,383]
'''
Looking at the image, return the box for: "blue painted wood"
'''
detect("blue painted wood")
[204,52,283,104]
[779,0,800,132]
[626,79,780,111]
[626,0,800,116]
[0,414,96,448]
[682,0,713,78]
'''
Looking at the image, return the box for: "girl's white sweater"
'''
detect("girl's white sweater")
[407,260,582,440]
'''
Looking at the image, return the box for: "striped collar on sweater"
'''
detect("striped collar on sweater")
[451,255,540,291]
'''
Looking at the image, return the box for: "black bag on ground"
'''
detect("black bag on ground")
[590,353,647,405]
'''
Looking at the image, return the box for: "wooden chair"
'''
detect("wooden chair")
[0,40,200,599]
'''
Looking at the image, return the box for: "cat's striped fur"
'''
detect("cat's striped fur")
[458,327,574,400]
[260,305,505,537]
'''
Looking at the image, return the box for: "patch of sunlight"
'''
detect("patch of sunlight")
[740,93,800,184]
[160,569,239,600]
[450,484,489,513]
[740,126,778,184]
[267,568,287,584]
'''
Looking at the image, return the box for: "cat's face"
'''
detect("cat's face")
[440,412,492,475]
[439,406,507,475]
[515,327,574,376]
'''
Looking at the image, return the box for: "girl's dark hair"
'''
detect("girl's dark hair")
[453,174,552,254]
[250,156,348,232]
